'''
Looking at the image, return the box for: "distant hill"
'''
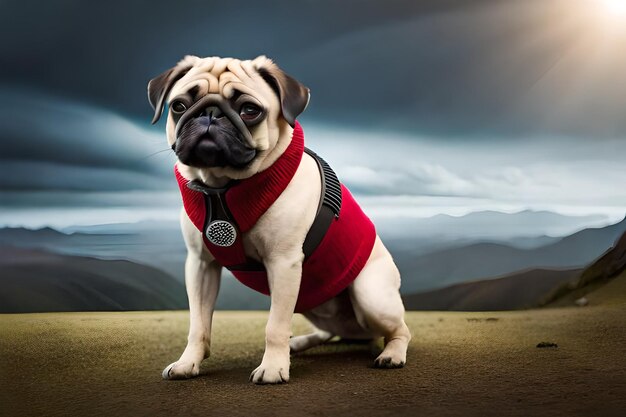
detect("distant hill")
[0,246,187,313]
[402,268,581,311]
[396,216,626,293]
[0,226,70,240]
[542,230,626,307]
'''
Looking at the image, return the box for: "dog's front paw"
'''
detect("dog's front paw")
[249,360,289,384]
[162,359,202,380]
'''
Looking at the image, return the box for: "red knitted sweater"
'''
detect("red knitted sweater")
[175,122,376,312]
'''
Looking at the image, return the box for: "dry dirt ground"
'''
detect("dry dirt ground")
[1,275,625,417]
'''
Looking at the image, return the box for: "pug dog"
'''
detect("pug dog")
[148,55,411,384]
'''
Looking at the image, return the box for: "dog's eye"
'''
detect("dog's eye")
[240,104,261,120]
[171,101,187,113]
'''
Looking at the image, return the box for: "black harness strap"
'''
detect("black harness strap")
[301,148,342,258]
[189,148,342,270]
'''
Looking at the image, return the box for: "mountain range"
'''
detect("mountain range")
[394,216,626,293]
[0,210,624,312]
[0,225,186,279]
[403,228,626,311]
[378,210,608,241]
[0,246,187,313]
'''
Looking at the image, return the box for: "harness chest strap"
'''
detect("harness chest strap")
[204,148,341,271]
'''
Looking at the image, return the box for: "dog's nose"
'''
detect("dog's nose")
[198,106,223,119]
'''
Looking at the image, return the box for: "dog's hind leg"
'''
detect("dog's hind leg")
[290,327,334,353]
[349,236,411,369]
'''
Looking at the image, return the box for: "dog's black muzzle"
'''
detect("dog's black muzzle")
[173,94,257,168]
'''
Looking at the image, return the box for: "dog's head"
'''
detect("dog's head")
[148,55,309,182]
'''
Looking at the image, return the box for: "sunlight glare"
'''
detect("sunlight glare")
[601,0,626,17]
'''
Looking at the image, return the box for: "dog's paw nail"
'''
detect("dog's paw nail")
[376,357,391,368]
[162,364,174,380]
[374,356,405,369]
[255,370,265,384]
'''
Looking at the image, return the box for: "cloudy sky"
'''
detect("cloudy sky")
[1,0,625,229]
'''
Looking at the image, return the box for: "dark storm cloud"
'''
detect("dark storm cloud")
[4,0,623,139]
[0,0,478,121]
[0,88,174,191]
[0,161,166,191]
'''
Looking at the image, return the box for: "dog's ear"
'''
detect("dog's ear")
[147,63,193,124]
[253,56,310,127]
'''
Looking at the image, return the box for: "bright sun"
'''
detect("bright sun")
[601,0,626,17]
